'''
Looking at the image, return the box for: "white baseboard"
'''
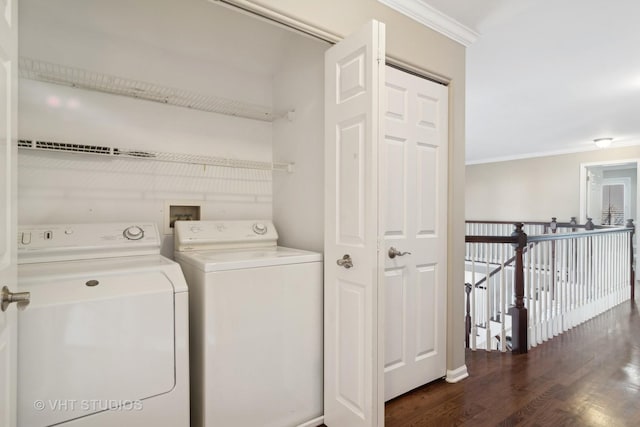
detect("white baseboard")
[445,365,469,383]
[297,415,324,427]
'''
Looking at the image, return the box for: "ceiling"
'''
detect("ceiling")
[19,0,294,78]
[19,0,313,108]
[418,0,640,164]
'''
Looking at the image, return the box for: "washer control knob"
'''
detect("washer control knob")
[252,223,267,235]
[123,225,144,240]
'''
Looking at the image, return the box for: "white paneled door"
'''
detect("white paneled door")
[382,66,448,401]
[324,20,386,427]
[0,0,18,426]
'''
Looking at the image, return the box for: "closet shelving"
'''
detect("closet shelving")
[18,140,294,173]
[18,57,295,172]
[19,57,282,122]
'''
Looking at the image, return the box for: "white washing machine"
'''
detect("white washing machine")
[174,220,323,427]
[17,223,189,427]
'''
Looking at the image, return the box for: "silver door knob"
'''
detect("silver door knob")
[388,246,411,259]
[1,286,31,312]
[336,254,353,269]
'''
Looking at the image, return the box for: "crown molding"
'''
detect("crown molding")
[378,0,479,47]
[465,140,640,166]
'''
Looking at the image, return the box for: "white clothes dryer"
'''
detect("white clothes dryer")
[174,220,323,427]
[17,223,189,427]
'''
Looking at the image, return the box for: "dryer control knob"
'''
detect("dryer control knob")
[252,223,267,235]
[123,225,144,240]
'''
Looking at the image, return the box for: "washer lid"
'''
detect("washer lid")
[175,246,322,272]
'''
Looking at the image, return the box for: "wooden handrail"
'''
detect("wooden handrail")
[527,227,633,242]
[465,235,518,244]
[466,224,632,243]
[466,220,551,225]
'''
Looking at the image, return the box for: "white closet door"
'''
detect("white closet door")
[324,20,385,427]
[0,0,18,425]
[382,66,448,401]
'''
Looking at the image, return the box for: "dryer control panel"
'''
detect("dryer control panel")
[18,223,161,264]
[174,220,278,252]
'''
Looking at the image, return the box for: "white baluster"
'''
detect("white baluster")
[471,244,477,350]
[499,244,507,352]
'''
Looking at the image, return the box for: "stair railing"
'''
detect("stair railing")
[465,218,635,354]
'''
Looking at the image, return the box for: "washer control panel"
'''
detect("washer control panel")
[174,220,277,251]
[18,223,161,263]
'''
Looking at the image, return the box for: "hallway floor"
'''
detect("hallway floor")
[385,296,640,426]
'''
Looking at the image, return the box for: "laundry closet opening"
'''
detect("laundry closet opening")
[18,0,452,423]
[18,0,330,256]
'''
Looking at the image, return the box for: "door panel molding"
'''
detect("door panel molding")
[383,65,448,402]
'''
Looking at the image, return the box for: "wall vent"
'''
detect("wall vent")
[18,139,114,155]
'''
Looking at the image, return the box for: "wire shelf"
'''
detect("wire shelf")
[19,57,279,122]
[18,139,294,173]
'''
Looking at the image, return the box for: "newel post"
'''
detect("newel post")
[509,223,528,354]
[550,217,558,234]
[626,219,635,300]
[465,283,472,348]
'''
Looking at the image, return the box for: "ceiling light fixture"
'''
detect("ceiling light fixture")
[594,137,613,148]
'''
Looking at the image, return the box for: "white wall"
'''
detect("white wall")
[18,80,273,257]
[19,0,276,108]
[17,0,294,257]
[272,35,327,253]
[466,145,640,222]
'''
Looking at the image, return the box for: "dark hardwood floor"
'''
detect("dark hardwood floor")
[386,297,640,426]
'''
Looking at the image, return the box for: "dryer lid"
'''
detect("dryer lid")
[18,270,175,426]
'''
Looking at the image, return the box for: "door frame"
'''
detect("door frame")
[579,158,640,273]
[579,159,640,223]
[0,0,19,424]
[215,0,451,86]
[15,2,465,426]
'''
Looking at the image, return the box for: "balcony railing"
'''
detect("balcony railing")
[465,218,635,353]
